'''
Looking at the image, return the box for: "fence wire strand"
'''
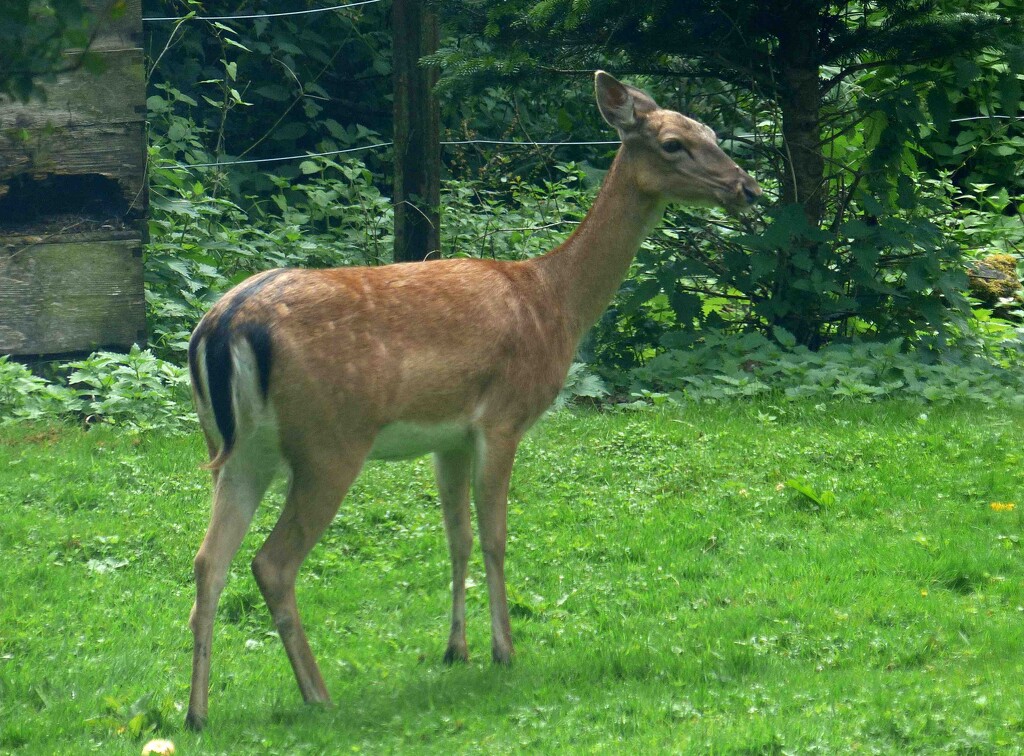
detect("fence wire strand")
[143,0,382,23]
[165,138,630,170]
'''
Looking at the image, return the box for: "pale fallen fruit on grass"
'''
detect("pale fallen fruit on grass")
[141,739,175,756]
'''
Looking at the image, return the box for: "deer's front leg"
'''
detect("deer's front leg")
[434,446,473,663]
[472,429,520,665]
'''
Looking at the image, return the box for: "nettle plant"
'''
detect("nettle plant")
[0,357,81,422]
[65,347,195,430]
[442,162,590,262]
[0,348,193,431]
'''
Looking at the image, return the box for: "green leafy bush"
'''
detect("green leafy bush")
[554,362,609,409]
[442,162,588,261]
[146,145,392,360]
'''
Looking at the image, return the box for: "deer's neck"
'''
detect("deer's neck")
[533,152,664,338]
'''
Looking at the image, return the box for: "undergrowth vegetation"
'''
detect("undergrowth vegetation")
[0,349,192,430]
[5,144,1024,430]
[6,140,1024,426]
[635,331,1024,405]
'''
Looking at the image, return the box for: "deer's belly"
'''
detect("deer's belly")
[368,421,472,461]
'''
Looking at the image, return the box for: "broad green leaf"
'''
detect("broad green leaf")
[772,326,797,348]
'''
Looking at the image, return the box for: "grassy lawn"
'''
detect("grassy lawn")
[2,401,1023,753]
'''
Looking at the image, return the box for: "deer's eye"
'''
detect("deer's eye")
[661,139,686,155]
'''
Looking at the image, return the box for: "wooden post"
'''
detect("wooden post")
[392,0,440,263]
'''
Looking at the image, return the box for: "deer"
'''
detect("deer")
[184,71,761,730]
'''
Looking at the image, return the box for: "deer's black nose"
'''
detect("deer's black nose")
[743,183,761,205]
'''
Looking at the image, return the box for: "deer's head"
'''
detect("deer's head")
[595,71,761,214]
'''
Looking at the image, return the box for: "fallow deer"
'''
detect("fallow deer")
[184,71,760,730]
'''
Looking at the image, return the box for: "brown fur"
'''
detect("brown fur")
[191,257,579,477]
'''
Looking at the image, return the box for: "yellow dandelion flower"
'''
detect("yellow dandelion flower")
[990,502,1016,512]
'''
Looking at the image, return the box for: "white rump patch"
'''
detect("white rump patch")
[228,337,279,456]
[191,334,279,474]
[230,337,267,429]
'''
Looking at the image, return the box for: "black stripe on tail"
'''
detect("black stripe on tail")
[188,270,288,460]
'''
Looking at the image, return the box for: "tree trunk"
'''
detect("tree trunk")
[392,0,440,263]
[778,91,823,222]
[770,6,826,345]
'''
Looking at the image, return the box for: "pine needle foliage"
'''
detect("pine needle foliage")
[436,1,1018,92]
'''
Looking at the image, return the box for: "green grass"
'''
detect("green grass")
[2,401,1024,753]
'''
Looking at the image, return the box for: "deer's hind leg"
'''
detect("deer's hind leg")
[250,441,371,706]
[186,437,279,731]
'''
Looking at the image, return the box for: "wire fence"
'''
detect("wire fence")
[143,1,628,171]
[164,116,1023,173]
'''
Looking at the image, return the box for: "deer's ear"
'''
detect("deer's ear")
[595,71,659,134]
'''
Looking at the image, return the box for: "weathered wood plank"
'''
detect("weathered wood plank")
[0,122,146,207]
[0,237,146,356]
[86,0,143,50]
[0,48,146,204]
[0,0,147,357]
[0,49,144,130]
